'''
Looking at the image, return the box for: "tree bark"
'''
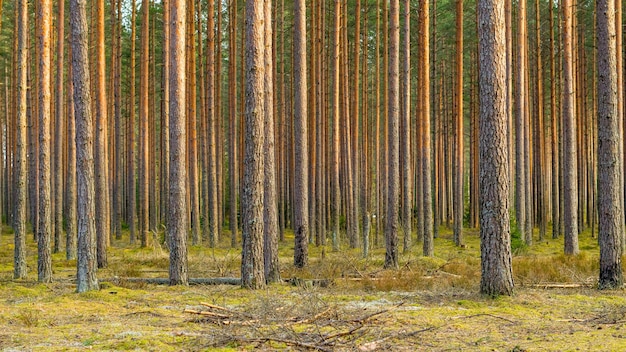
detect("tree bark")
[454,0,464,246]
[477,0,514,296]
[241,0,266,289]
[385,0,400,269]
[597,0,623,289]
[139,0,150,248]
[168,0,188,286]
[293,0,308,269]
[71,0,99,293]
[53,0,64,254]
[420,0,434,257]
[14,0,28,279]
[37,0,53,284]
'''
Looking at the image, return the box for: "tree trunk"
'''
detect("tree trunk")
[70,0,99,293]
[516,0,529,244]
[228,0,238,248]
[95,0,109,267]
[477,0,514,296]
[128,0,137,245]
[454,0,464,246]
[563,0,579,255]
[332,0,341,252]
[597,0,623,289]
[293,0,308,269]
[401,0,412,253]
[420,0,434,257]
[139,0,150,248]
[14,0,28,279]
[53,0,64,254]
[241,0,266,290]
[385,0,400,269]
[168,0,188,286]
[37,0,53,284]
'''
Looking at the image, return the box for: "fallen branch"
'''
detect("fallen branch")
[103,277,241,285]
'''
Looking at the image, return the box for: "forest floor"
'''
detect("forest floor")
[0,225,625,351]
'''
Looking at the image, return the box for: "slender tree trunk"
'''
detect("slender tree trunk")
[229,0,238,248]
[477,0,514,296]
[139,0,150,248]
[168,0,188,286]
[293,0,308,268]
[14,0,28,279]
[128,0,137,245]
[113,0,123,241]
[516,0,529,243]
[95,0,109,267]
[385,0,400,269]
[206,0,218,247]
[37,0,53,283]
[454,0,464,246]
[66,35,77,260]
[563,0,579,255]
[71,0,99,292]
[332,0,341,252]
[401,0,412,253]
[597,0,623,289]
[550,0,560,239]
[241,0,266,289]
[263,0,280,279]
[420,0,434,256]
[54,0,64,254]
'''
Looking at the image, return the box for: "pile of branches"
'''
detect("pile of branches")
[184,300,412,351]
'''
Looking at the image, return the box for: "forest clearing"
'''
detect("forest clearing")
[1,225,624,351]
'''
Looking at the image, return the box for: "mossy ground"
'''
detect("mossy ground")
[0,224,624,351]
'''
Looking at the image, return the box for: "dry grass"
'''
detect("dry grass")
[0,224,625,350]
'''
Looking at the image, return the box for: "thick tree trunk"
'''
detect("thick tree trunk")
[477,0,514,297]
[70,0,99,293]
[241,0,266,289]
[597,0,623,289]
[168,0,188,286]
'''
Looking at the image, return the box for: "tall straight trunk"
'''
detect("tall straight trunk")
[616,0,625,243]
[161,0,170,235]
[535,0,546,241]
[550,0,560,239]
[70,0,99,292]
[95,0,109,267]
[14,0,28,279]
[352,0,361,252]
[420,0,434,256]
[516,0,529,243]
[263,0,280,279]
[168,0,188,286]
[206,0,219,246]
[331,0,341,252]
[597,0,623,289]
[293,0,308,268]
[37,0,53,283]
[113,0,123,240]
[241,0,266,290]
[454,0,464,246]
[128,0,137,244]
[477,0,514,296]
[563,0,579,254]
[66,39,77,260]
[229,0,238,248]
[505,0,514,201]
[401,0,412,252]
[54,0,64,254]
[374,0,381,248]
[30,3,39,241]
[385,0,400,269]
[139,0,150,248]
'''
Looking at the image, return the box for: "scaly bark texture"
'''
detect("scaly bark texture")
[477,0,514,296]
[37,0,53,284]
[597,0,623,290]
[241,0,266,289]
[70,0,99,293]
[95,0,109,268]
[293,0,308,269]
[562,0,579,255]
[385,0,400,269]
[14,0,28,279]
[168,0,188,286]
[264,0,281,280]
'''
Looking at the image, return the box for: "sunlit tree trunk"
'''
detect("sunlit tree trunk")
[53,0,64,254]
[128,0,137,245]
[401,0,411,252]
[420,0,434,256]
[516,0,529,244]
[139,0,150,248]
[14,0,28,279]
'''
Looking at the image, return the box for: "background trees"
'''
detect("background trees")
[0,0,620,295]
